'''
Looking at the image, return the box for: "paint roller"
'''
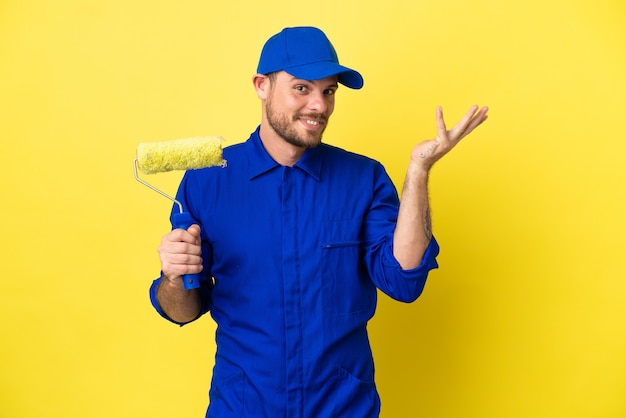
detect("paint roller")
[133,136,227,290]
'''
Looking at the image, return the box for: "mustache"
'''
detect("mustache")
[294,113,328,122]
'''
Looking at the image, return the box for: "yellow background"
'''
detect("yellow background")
[1,0,625,417]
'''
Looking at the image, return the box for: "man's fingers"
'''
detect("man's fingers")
[164,240,202,256]
[162,260,203,279]
[157,224,204,280]
[159,228,203,260]
[445,105,489,142]
[166,252,203,266]
[167,226,201,245]
[458,106,489,141]
[159,238,203,278]
[187,224,201,238]
[470,106,489,131]
[446,105,478,139]
[435,106,448,143]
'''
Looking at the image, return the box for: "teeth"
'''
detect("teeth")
[306,120,319,125]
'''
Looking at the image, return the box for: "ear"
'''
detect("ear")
[253,74,270,100]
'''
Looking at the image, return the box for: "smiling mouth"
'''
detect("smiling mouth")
[298,114,326,128]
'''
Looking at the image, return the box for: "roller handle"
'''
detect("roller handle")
[172,211,202,290]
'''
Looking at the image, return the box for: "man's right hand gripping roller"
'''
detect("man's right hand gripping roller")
[133,136,226,289]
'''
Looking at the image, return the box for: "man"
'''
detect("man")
[150,26,488,417]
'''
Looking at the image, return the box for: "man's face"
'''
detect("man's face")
[265,71,338,149]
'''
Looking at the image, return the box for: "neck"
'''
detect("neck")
[258,121,306,167]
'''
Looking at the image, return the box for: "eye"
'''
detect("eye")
[324,88,337,96]
[294,85,308,92]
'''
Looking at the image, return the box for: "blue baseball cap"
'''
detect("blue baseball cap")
[257,26,364,90]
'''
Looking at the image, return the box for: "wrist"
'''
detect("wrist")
[406,160,430,181]
[161,273,184,287]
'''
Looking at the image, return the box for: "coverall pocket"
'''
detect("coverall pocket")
[333,367,381,417]
[207,368,244,418]
[321,219,374,316]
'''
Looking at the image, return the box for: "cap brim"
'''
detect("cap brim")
[284,62,364,89]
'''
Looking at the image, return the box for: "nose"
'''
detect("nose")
[307,91,328,114]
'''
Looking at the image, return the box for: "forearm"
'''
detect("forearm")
[393,161,432,270]
[156,275,202,323]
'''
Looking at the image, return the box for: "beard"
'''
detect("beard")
[265,96,328,149]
